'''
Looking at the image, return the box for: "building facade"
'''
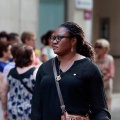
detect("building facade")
[67,0,120,93]
[92,0,120,93]
[0,0,120,92]
[0,0,39,36]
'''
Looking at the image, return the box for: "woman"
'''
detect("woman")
[0,41,12,73]
[0,41,12,88]
[21,31,42,67]
[0,45,37,120]
[95,39,115,111]
[41,30,56,62]
[31,22,111,120]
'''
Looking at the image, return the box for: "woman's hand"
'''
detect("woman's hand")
[102,70,110,81]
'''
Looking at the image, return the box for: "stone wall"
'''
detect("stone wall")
[67,0,92,43]
[0,0,39,35]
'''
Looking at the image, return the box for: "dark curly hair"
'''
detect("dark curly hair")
[60,22,95,61]
[15,45,33,68]
[42,30,54,45]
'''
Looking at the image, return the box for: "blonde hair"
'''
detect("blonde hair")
[95,38,110,52]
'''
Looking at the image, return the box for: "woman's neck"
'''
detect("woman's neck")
[0,57,7,63]
[17,65,33,74]
[97,53,106,59]
[58,52,76,62]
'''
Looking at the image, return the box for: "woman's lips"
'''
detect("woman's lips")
[52,46,58,49]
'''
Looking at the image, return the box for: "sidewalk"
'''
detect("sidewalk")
[0,94,120,120]
[111,93,120,120]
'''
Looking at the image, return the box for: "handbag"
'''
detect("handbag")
[52,58,90,120]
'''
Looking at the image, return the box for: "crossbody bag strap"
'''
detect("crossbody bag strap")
[52,58,66,113]
[15,68,34,94]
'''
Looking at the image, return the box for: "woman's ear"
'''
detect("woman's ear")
[31,52,35,61]
[71,37,77,46]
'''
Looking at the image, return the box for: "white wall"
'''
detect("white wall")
[67,0,93,43]
[0,0,39,36]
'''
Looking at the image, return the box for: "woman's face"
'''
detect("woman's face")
[51,27,73,56]
[95,43,107,56]
[4,45,12,60]
[26,35,36,49]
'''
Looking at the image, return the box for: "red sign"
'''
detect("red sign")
[84,10,92,20]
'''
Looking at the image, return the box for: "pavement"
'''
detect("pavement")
[111,94,120,120]
[0,94,120,120]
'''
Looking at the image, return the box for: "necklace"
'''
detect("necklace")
[56,54,76,81]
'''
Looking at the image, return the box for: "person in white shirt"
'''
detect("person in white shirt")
[41,30,56,62]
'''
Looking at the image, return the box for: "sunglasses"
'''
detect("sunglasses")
[50,36,73,42]
[95,46,103,49]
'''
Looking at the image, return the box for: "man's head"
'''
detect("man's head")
[8,33,19,45]
[0,41,12,60]
[0,31,8,42]
[21,31,36,49]
[11,43,22,59]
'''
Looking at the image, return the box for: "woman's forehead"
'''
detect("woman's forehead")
[54,27,68,35]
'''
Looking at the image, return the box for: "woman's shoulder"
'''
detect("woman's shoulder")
[81,58,102,79]
[8,66,36,78]
[0,61,7,72]
[42,46,51,51]
[105,54,114,61]
[82,58,100,72]
[37,58,54,73]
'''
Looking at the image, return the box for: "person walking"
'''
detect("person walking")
[41,30,56,62]
[7,33,19,45]
[21,31,42,67]
[31,22,110,120]
[95,39,115,111]
[0,41,12,87]
[2,44,22,79]
[0,41,12,73]
[0,45,37,120]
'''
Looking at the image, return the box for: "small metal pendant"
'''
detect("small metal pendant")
[56,75,61,81]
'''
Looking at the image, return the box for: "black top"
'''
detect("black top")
[31,57,111,120]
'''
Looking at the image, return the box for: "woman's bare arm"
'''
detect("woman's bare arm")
[0,76,9,112]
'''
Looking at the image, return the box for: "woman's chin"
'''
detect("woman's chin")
[53,50,59,55]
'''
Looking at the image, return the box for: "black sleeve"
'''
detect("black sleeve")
[31,66,43,120]
[89,63,111,120]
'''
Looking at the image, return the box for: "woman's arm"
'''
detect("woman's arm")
[89,64,111,120]
[109,57,115,78]
[0,72,2,90]
[0,76,9,120]
[31,67,43,120]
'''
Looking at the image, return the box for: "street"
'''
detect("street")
[0,94,120,120]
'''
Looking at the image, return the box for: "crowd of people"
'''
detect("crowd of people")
[0,22,114,120]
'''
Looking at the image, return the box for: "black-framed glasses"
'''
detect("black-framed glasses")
[50,36,72,42]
